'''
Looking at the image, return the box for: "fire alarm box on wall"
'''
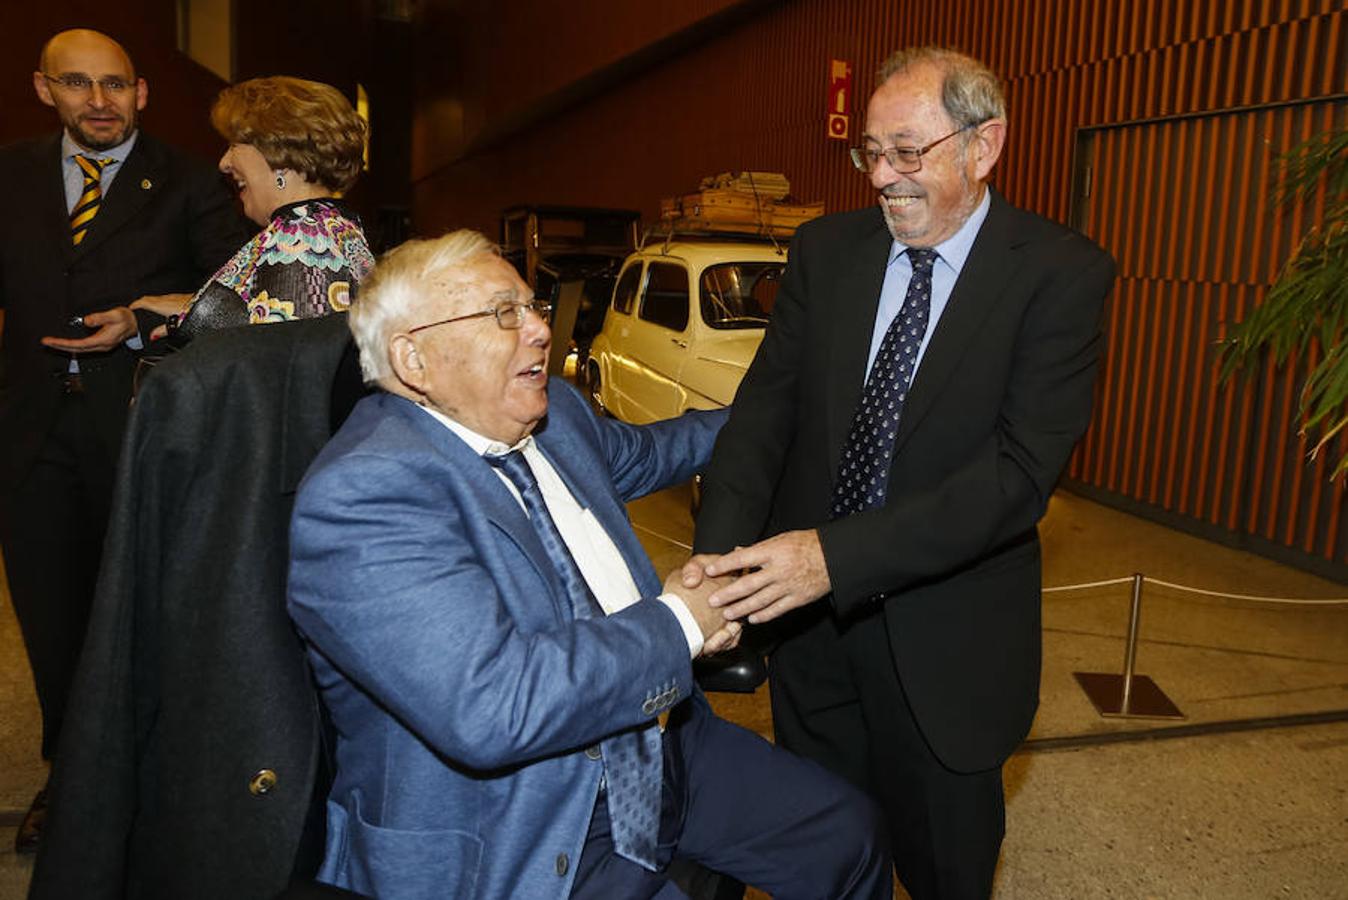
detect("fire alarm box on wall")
[828,59,852,140]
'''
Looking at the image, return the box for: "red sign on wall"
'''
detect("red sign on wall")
[828,59,852,140]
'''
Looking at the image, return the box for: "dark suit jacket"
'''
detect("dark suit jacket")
[29,314,363,900]
[694,190,1115,772]
[0,131,250,488]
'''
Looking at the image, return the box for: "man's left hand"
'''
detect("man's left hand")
[703,529,831,624]
[40,306,137,353]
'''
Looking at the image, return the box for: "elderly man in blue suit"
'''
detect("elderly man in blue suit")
[286,230,890,900]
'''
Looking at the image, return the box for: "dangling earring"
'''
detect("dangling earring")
[274,171,287,190]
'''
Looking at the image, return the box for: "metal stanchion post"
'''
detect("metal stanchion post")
[1119,573,1142,713]
[1073,573,1184,719]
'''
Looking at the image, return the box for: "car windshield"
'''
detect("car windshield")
[699,262,782,329]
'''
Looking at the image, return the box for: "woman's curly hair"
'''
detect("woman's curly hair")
[212,76,365,194]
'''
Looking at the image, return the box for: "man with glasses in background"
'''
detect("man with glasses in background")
[688,47,1116,898]
[0,28,248,853]
[285,230,891,899]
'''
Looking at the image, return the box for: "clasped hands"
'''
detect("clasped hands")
[666,529,831,656]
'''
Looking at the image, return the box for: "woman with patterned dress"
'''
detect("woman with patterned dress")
[133,76,373,331]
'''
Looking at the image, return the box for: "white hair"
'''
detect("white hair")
[348,229,498,384]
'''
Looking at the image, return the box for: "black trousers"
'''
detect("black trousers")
[0,389,118,759]
[769,608,1006,900]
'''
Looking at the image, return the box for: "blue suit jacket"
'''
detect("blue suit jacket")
[287,381,726,899]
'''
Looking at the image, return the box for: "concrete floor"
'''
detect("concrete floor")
[3,488,1347,898]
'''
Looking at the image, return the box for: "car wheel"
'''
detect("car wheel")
[586,362,606,417]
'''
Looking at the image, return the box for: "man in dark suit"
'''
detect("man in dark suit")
[0,28,249,852]
[286,230,890,899]
[689,47,1116,899]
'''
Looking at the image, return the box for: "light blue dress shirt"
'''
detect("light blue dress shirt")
[865,189,992,379]
[61,130,139,212]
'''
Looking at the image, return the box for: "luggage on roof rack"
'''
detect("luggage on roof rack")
[659,172,824,239]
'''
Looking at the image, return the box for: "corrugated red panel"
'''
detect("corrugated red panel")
[1071,95,1348,566]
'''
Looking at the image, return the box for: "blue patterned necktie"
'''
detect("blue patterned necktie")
[487,449,665,870]
[831,247,938,518]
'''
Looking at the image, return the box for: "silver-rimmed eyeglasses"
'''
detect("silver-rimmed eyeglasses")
[408,299,552,334]
[849,123,978,175]
[42,73,135,95]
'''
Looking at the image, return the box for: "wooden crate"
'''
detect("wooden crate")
[769,201,825,230]
[685,189,771,224]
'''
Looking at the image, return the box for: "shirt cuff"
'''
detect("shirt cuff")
[125,334,144,351]
[657,593,704,658]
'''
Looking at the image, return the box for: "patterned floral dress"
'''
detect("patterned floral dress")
[189,198,375,323]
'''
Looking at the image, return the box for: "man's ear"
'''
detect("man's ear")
[33,71,56,108]
[135,76,148,112]
[388,334,427,397]
[970,118,1006,181]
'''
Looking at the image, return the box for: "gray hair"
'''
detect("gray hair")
[348,229,498,384]
[877,47,1006,129]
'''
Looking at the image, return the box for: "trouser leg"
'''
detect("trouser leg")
[844,615,1005,900]
[767,608,875,794]
[671,702,891,900]
[0,394,113,758]
[570,699,891,900]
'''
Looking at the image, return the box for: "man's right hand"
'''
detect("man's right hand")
[40,306,137,353]
[663,566,742,654]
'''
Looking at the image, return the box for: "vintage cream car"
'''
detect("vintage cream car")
[586,235,786,423]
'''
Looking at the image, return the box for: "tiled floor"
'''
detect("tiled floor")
[3,489,1346,897]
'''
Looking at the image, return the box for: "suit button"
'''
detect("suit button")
[248,769,278,796]
[555,853,569,876]
[585,745,602,760]
[641,699,657,715]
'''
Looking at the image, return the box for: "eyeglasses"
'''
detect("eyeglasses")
[408,299,552,334]
[849,123,978,175]
[42,73,135,95]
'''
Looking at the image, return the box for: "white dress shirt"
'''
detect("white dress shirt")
[421,406,705,656]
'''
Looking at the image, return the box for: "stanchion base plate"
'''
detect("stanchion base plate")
[1073,672,1185,719]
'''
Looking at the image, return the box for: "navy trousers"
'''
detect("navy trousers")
[569,698,892,900]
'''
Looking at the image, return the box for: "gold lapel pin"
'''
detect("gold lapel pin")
[141,178,152,190]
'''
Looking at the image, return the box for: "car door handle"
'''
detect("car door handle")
[670,338,688,348]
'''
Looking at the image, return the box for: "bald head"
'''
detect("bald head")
[39,29,134,74]
[34,29,146,152]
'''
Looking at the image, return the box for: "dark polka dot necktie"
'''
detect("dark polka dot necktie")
[830,248,938,519]
[487,449,664,870]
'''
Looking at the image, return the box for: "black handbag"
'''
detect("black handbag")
[133,283,250,394]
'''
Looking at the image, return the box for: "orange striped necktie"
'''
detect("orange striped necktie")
[71,155,112,246]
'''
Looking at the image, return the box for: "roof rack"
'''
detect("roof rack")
[639,225,788,255]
